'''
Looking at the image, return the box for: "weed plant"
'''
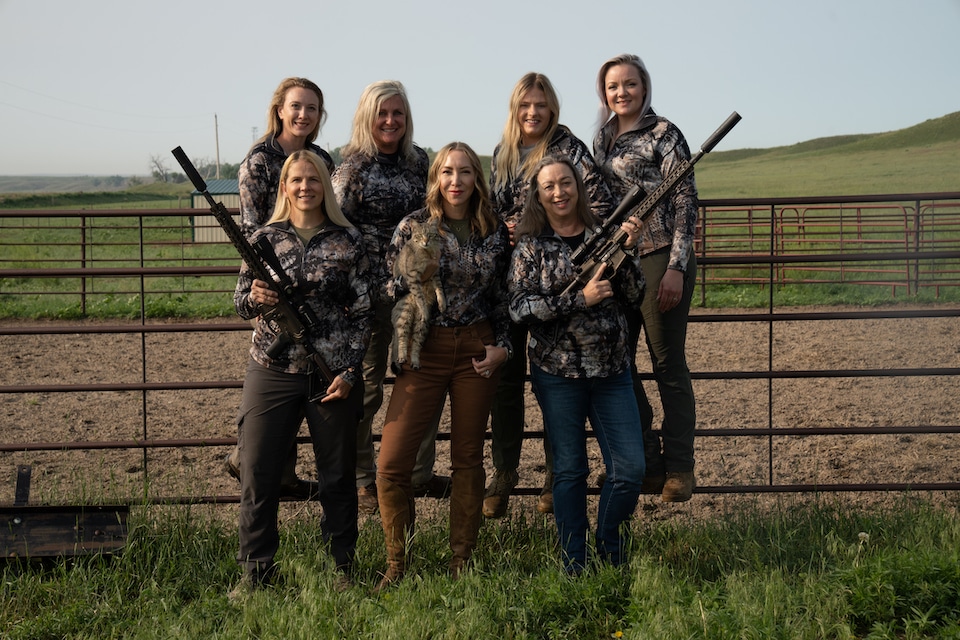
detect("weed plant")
[3,496,959,639]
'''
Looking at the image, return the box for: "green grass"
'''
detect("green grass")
[3,497,959,638]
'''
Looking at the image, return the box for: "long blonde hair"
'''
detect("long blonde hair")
[424,142,498,239]
[342,80,416,160]
[492,73,561,190]
[256,77,326,147]
[267,151,353,228]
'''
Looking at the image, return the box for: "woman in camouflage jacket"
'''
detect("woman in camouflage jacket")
[228,77,336,498]
[332,80,446,515]
[484,72,615,519]
[232,151,372,594]
[374,142,512,591]
[593,53,699,503]
[508,155,644,574]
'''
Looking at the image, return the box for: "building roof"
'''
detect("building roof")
[193,179,239,195]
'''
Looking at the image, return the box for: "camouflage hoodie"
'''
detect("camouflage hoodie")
[508,228,644,379]
[593,110,699,274]
[386,208,513,350]
[490,125,615,227]
[237,135,336,238]
[234,221,373,388]
[332,147,430,291]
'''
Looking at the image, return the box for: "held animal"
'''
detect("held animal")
[391,219,447,371]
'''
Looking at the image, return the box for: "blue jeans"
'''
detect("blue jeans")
[531,365,644,571]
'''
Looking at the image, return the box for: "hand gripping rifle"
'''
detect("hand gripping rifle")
[171,146,336,401]
[561,111,742,296]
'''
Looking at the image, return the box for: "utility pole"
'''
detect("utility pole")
[214,113,221,179]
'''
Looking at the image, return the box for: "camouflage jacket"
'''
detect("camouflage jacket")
[489,125,614,227]
[508,228,644,378]
[237,135,336,238]
[386,209,513,351]
[234,221,373,387]
[593,111,699,273]
[332,147,430,291]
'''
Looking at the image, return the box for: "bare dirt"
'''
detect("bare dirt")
[2,305,959,523]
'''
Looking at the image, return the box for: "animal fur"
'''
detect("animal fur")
[391,219,447,370]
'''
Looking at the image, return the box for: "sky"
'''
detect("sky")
[1,0,958,176]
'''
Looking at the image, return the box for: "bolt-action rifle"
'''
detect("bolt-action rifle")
[561,111,742,296]
[171,146,336,401]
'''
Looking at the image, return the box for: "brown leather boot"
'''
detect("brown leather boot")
[373,477,413,593]
[449,466,485,579]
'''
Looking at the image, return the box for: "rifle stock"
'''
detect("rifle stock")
[171,146,335,400]
[562,111,741,296]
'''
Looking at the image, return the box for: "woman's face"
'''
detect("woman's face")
[281,160,325,215]
[277,87,321,139]
[536,162,579,223]
[516,87,550,146]
[604,63,646,122]
[438,149,476,212]
[372,94,407,154]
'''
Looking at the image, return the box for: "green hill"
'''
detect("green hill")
[696,111,960,198]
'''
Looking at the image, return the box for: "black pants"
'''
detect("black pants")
[237,359,362,577]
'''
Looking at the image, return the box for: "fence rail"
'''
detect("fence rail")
[2,192,960,505]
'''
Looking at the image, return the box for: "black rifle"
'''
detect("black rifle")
[171,146,336,401]
[561,111,742,295]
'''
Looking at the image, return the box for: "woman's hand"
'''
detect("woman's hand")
[472,344,509,379]
[657,268,685,313]
[250,279,278,307]
[620,217,641,248]
[320,375,353,402]
[582,267,614,307]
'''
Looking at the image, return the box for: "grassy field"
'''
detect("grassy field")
[3,496,958,638]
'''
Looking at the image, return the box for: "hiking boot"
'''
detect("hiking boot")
[413,474,452,498]
[280,479,320,500]
[661,471,695,502]
[536,469,553,514]
[482,469,519,519]
[224,452,241,484]
[358,484,379,515]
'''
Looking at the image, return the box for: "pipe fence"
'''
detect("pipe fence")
[2,192,960,505]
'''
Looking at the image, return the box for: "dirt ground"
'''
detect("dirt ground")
[2,304,959,523]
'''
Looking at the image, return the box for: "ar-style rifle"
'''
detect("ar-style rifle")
[171,146,335,401]
[561,111,742,296]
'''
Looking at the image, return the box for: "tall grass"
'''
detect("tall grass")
[3,497,959,638]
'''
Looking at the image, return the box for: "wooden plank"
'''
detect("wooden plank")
[1,505,128,558]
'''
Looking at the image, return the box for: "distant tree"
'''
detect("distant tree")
[219,162,240,179]
[128,176,143,187]
[150,154,170,182]
[329,146,343,165]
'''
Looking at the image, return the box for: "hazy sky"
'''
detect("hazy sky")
[1,0,958,176]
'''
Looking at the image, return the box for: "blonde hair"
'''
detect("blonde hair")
[492,73,561,190]
[267,150,353,228]
[515,156,596,241]
[342,80,416,160]
[595,54,653,133]
[258,77,326,146]
[424,142,498,239]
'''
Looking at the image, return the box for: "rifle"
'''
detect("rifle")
[561,111,742,296]
[171,146,336,401]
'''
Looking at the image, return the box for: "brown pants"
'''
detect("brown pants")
[378,322,500,490]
